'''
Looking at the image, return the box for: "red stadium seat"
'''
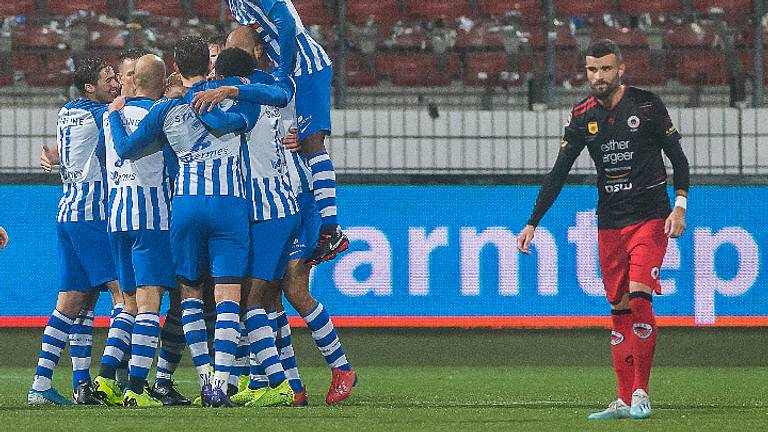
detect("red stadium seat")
[341,55,379,86]
[621,50,666,86]
[16,51,73,87]
[88,26,125,49]
[0,73,13,86]
[12,52,41,74]
[675,51,727,85]
[196,1,233,20]
[386,25,429,50]
[619,0,682,15]
[477,0,540,17]
[135,0,186,18]
[406,0,472,21]
[347,0,401,25]
[12,26,66,48]
[0,0,36,17]
[526,25,577,49]
[463,52,516,86]
[692,0,753,13]
[47,0,108,16]
[291,0,335,26]
[454,24,504,50]
[376,54,452,86]
[591,25,648,48]
[555,0,615,16]
[663,24,718,48]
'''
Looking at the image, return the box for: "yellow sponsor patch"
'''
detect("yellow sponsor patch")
[560,140,568,148]
[588,121,599,135]
[666,125,678,136]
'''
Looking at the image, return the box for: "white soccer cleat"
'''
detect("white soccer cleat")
[587,399,630,420]
[629,389,652,419]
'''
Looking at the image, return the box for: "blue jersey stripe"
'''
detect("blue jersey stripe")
[150,187,161,230]
[263,177,279,219]
[125,186,135,229]
[253,178,265,220]
[115,188,124,231]
[137,186,147,230]
[196,162,205,196]
[212,158,222,196]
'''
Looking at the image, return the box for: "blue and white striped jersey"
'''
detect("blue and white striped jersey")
[56,98,108,223]
[104,96,174,232]
[242,102,298,221]
[279,98,312,194]
[228,0,332,77]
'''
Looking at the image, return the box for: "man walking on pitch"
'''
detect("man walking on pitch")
[516,39,690,420]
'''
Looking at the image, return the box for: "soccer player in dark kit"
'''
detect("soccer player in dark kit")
[516,39,690,420]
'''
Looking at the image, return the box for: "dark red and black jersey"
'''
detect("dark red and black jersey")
[528,86,689,229]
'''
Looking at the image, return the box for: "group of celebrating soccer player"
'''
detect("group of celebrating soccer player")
[29,0,355,408]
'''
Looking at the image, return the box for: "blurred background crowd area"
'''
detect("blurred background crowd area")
[0,1,763,109]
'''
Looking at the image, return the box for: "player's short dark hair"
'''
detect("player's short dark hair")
[118,47,151,62]
[173,35,210,78]
[215,48,256,78]
[73,57,112,93]
[208,33,228,48]
[586,39,623,63]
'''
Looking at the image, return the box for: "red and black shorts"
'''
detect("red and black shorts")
[598,218,668,304]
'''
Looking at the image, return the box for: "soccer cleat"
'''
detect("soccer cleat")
[73,380,102,405]
[231,386,269,406]
[28,388,74,406]
[237,375,249,393]
[199,383,216,407]
[123,389,163,408]
[292,386,308,407]
[244,380,294,407]
[149,381,191,406]
[209,387,234,408]
[629,389,652,419]
[587,399,630,420]
[306,226,349,267]
[326,368,357,405]
[93,376,124,406]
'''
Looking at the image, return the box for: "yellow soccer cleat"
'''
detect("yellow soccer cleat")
[93,376,124,407]
[231,386,269,406]
[244,380,294,407]
[123,389,163,408]
[238,375,249,393]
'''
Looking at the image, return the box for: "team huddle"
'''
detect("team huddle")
[29,0,355,409]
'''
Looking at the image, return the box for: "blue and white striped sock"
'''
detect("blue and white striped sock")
[308,151,338,228]
[156,311,185,385]
[69,310,94,389]
[229,323,250,388]
[32,309,75,391]
[128,312,161,393]
[212,301,240,391]
[245,307,286,388]
[181,298,211,388]
[303,302,351,370]
[275,311,303,392]
[99,311,135,379]
[110,304,124,325]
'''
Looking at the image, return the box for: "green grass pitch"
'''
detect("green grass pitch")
[0,328,766,431]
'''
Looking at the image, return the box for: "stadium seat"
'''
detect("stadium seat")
[463,52,517,86]
[342,55,379,86]
[621,50,666,86]
[291,0,335,26]
[692,0,753,13]
[454,24,504,50]
[663,24,718,48]
[12,26,66,49]
[619,0,682,15]
[476,0,540,17]
[18,51,73,87]
[675,51,727,85]
[196,1,232,20]
[135,0,186,18]
[555,0,615,16]
[0,0,36,17]
[526,25,577,49]
[0,73,13,86]
[591,25,648,48]
[376,54,452,86]
[347,0,401,25]
[47,0,108,16]
[386,24,429,50]
[406,0,472,21]
[88,26,125,49]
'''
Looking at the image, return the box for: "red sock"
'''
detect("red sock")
[610,309,634,404]
[629,292,657,395]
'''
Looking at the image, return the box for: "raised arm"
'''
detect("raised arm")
[266,1,298,74]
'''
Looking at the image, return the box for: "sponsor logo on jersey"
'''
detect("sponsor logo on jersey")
[651,266,660,280]
[560,139,568,148]
[111,171,136,185]
[610,331,624,346]
[627,115,640,131]
[605,182,633,193]
[633,323,653,339]
[666,125,678,136]
[588,121,598,134]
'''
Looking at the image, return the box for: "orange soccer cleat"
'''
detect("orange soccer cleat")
[325,368,357,405]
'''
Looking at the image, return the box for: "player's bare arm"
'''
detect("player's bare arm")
[516,225,536,254]
[665,190,687,238]
[0,226,7,249]
[108,96,126,113]
[40,144,60,172]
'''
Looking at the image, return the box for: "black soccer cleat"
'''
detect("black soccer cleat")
[149,380,191,406]
[73,380,103,405]
[307,226,349,267]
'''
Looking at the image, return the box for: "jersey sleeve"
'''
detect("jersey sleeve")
[652,94,690,192]
[266,1,298,74]
[197,102,253,136]
[110,99,172,160]
[235,72,294,108]
[526,113,587,227]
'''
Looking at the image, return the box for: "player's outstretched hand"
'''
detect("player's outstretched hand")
[0,226,8,249]
[191,86,237,113]
[664,207,686,238]
[516,225,536,254]
[40,144,60,172]
[282,127,301,152]
[109,96,126,113]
